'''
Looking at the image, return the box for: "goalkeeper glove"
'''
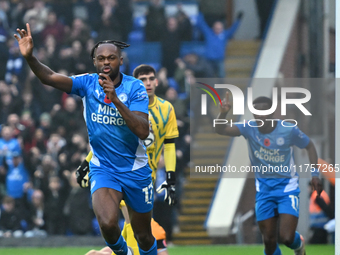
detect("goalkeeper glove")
[76,159,90,188]
[156,171,176,206]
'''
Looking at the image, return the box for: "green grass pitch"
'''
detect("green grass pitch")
[0,244,335,255]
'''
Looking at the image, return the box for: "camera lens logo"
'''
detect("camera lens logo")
[196,82,222,115]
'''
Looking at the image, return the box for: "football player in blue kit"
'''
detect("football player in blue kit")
[215,93,322,255]
[14,24,157,255]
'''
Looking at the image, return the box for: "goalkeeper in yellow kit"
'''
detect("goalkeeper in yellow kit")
[79,65,179,255]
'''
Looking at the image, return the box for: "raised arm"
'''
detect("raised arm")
[100,73,149,140]
[224,12,243,39]
[196,12,212,37]
[14,23,73,93]
[214,91,241,137]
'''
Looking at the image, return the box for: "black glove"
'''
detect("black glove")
[156,171,176,206]
[76,159,90,188]
[236,11,244,20]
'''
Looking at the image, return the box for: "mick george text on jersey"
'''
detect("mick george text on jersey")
[91,104,126,126]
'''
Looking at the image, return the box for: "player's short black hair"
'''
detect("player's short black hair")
[90,40,130,59]
[133,64,156,78]
[253,96,272,106]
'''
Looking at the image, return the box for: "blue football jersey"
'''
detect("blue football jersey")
[235,120,310,196]
[70,73,149,173]
[6,162,29,199]
[0,138,21,166]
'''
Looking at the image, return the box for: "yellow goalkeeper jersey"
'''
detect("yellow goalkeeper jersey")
[147,96,179,179]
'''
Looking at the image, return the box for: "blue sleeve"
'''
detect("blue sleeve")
[196,12,212,37]
[129,81,149,114]
[291,126,310,148]
[70,73,92,97]
[224,19,241,39]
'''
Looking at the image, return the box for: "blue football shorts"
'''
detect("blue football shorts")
[255,191,300,221]
[89,164,154,213]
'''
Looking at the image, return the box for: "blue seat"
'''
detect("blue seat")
[178,92,188,100]
[180,42,206,57]
[125,42,162,64]
[168,77,180,92]
[129,62,140,75]
[128,30,145,42]
[133,16,146,30]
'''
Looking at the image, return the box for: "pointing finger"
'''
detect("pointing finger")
[225,91,229,104]
[26,23,31,37]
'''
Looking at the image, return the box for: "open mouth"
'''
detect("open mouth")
[102,67,111,73]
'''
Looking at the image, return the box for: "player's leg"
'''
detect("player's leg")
[277,194,305,255]
[92,188,131,255]
[92,188,123,242]
[278,214,304,249]
[120,166,156,255]
[128,207,157,255]
[118,211,167,255]
[258,217,281,255]
[256,198,281,255]
[89,165,134,255]
[110,212,168,255]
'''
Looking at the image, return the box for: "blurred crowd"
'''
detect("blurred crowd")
[0,0,240,238]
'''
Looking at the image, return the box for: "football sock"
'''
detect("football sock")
[106,235,128,255]
[264,244,282,255]
[138,238,157,255]
[288,231,302,250]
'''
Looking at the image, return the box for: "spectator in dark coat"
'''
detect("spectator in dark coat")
[0,195,23,237]
[145,0,166,41]
[161,17,181,77]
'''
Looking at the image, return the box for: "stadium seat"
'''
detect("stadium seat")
[125,42,162,65]
[168,77,180,92]
[180,42,206,57]
[144,62,161,72]
[133,16,146,30]
[178,92,188,100]
[128,30,145,42]
[129,62,140,75]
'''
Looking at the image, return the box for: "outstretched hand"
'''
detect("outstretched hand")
[99,73,117,102]
[220,91,232,114]
[13,23,34,59]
